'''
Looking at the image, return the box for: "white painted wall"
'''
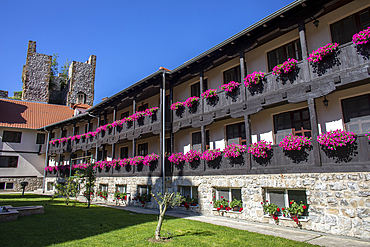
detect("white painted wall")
[0,127,46,177]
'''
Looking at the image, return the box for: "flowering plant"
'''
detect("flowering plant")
[170,101,185,110]
[184,96,200,107]
[134,193,151,203]
[317,129,356,150]
[279,134,311,151]
[352,26,370,45]
[307,43,339,63]
[168,152,186,164]
[282,200,307,216]
[184,150,201,163]
[272,58,298,76]
[248,140,272,158]
[367,132,370,141]
[181,195,198,206]
[97,191,108,200]
[201,89,217,99]
[219,81,240,92]
[200,149,222,161]
[244,71,265,87]
[114,192,127,201]
[72,163,91,170]
[261,200,280,217]
[144,107,159,116]
[44,166,56,172]
[229,198,243,209]
[129,156,144,166]
[214,196,229,210]
[223,143,247,158]
[143,153,159,166]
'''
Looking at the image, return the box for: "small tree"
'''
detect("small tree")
[80,164,96,208]
[150,192,184,241]
[51,174,81,206]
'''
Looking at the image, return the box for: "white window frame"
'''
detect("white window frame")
[139,185,149,195]
[99,184,108,192]
[115,184,127,193]
[180,186,198,198]
[215,187,242,203]
[265,188,308,220]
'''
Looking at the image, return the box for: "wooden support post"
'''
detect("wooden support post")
[298,22,311,81]
[159,82,164,178]
[170,85,174,175]
[244,115,252,170]
[239,51,246,100]
[72,124,76,147]
[308,98,321,166]
[199,71,204,114]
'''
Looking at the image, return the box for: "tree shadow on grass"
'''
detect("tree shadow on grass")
[170,230,215,238]
[0,194,160,247]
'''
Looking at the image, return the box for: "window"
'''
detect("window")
[36,133,45,144]
[0,182,13,190]
[191,130,210,151]
[165,138,171,155]
[99,184,108,192]
[226,122,246,145]
[97,149,107,161]
[61,129,67,138]
[267,40,302,72]
[47,182,54,191]
[121,111,129,119]
[138,143,148,156]
[74,126,79,135]
[0,156,18,168]
[77,92,86,104]
[180,186,198,198]
[216,188,241,202]
[50,132,55,139]
[273,108,311,144]
[190,79,208,97]
[331,8,370,44]
[138,104,148,112]
[223,65,241,83]
[2,131,22,143]
[116,185,127,193]
[265,189,308,217]
[342,94,370,134]
[120,147,129,159]
[139,185,149,195]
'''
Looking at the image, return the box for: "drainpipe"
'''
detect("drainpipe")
[42,127,50,193]
[88,113,100,163]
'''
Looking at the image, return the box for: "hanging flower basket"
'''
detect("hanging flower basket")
[184,96,200,107]
[352,26,370,45]
[143,153,159,166]
[244,71,266,87]
[272,58,298,76]
[279,134,311,151]
[200,149,222,161]
[168,152,186,165]
[184,150,201,163]
[219,81,240,92]
[317,129,356,150]
[307,43,339,64]
[170,101,185,110]
[201,89,217,99]
[248,140,272,158]
[223,143,247,158]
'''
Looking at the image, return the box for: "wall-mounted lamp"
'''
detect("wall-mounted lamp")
[322,96,329,108]
[313,19,319,28]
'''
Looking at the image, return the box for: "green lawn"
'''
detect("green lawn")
[0,194,314,247]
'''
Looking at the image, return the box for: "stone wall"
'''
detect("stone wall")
[22,41,51,103]
[1,177,43,192]
[72,172,370,240]
[66,55,96,106]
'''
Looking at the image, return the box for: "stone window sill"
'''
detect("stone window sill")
[263,215,309,222]
[212,209,243,214]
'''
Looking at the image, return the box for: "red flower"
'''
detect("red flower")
[282,208,285,210]
[210,202,212,204]
[220,205,223,208]
[239,208,243,212]
[227,200,229,202]
[277,208,280,212]
[213,196,215,198]
[142,205,144,207]
[266,200,268,202]
[217,207,220,211]
[290,201,293,205]
[261,202,263,204]
[221,196,224,199]
[187,195,190,197]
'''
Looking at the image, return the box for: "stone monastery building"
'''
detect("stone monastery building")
[21,0,370,240]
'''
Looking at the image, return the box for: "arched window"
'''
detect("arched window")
[77,92,86,104]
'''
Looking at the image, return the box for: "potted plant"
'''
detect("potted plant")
[248,140,272,159]
[143,153,159,166]
[307,43,339,64]
[214,196,229,211]
[200,149,222,161]
[219,81,240,92]
[223,143,247,158]
[230,198,243,211]
[272,58,298,76]
[282,200,307,224]
[201,89,217,99]
[168,152,186,165]
[184,149,201,163]
[279,134,311,151]
[114,192,127,201]
[261,200,280,221]
[352,26,370,45]
[97,191,108,200]
[317,129,356,150]
[184,96,200,107]
[244,71,265,87]
[170,101,185,110]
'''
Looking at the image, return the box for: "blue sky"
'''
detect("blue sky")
[0,0,293,103]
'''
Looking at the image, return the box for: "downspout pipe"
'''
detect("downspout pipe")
[42,127,50,193]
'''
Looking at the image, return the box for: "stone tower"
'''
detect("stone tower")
[21,40,96,106]
[22,41,52,103]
